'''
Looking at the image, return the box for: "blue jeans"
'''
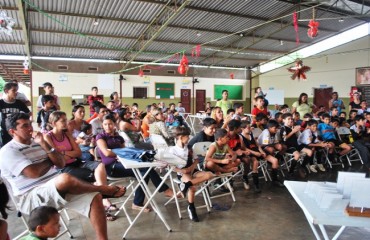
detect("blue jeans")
[105,161,169,206]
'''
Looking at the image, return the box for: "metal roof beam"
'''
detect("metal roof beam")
[16,0,31,66]
[26,9,310,45]
[121,0,194,69]
[31,43,269,62]
[28,28,287,55]
[0,63,22,82]
[134,0,337,33]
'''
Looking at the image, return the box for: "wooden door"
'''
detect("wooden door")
[180,89,191,113]
[195,90,206,113]
[314,87,333,111]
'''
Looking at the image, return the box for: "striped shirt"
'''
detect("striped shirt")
[0,139,59,196]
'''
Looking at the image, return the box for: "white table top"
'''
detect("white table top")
[284,181,370,227]
[117,151,185,169]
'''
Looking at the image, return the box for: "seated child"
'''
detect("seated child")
[20,206,60,240]
[252,113,268,130]
[300,113,313,132]
[77,122,95,161]
[168,127,214,222]
[350,115,370,170]
[239,120,265,193]
[365,112,370,130]
[205,128,241,174]
[347,110,358,126]
[257,120,284,187]
[298,119,328,172]
[280,113,313,178]
[274,112,283,127]
[293,112,302,126]
[318,113,351,161]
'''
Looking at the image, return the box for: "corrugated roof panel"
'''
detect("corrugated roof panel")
[0,44,25,54]
[0,29,23,43]
[32,45,124,59]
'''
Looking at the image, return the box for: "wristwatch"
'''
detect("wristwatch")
[46,148,55,154]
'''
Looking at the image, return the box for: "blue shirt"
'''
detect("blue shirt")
[317,123,336,141]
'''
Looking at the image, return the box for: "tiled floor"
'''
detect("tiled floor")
[7,162,370,240]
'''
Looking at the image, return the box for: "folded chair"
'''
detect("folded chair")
[192,142,239,207]
[336,127,363,166]
[150,135,211,219]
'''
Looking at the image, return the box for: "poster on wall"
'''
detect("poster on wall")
[356,67,370,85]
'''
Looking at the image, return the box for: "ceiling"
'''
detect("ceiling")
[1,0,370,84]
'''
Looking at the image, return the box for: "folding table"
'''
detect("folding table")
[116,151,184,239]
[284,181,370,240]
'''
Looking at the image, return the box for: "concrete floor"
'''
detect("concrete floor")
[7,162,370,240]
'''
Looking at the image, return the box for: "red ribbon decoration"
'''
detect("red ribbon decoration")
[293,11,299,45]
[178,54,189,75]
[191,44,201,58]
[307,19,319,38]
[138,68,144,77]
[230,73,234,79]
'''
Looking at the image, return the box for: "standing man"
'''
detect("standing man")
[216,90,233,115]
[88,87,104,116]
[36,82,60,111]
[9,80,31,106]
[0,82,30,146]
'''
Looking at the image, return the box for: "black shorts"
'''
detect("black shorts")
[177,169,200,179]
[60,160,100,183]
[286,145,304,154]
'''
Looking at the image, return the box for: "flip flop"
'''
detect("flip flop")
[105,204,119,212]
[132,204,152,213]
[102,186,126,199]
[106,212,117,221]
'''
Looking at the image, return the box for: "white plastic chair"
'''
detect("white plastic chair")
[192,142,237,207]
[118,130,135,148]
[336,127,363,166]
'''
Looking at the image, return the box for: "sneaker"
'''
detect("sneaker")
[243,181,250,190]
[187,205,199,222]
[309,165,318,173]
[317,164,326,172]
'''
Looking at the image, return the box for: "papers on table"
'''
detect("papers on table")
[303,172,370,212]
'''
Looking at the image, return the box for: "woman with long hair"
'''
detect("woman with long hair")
[110,91,122,111]
[210,106,225,129]
[45,111,120,221]
[96,114,175,212]
[292,93,316,117]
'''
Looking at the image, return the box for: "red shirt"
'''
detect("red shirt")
[87,95,104,115]
[251,107,268,117]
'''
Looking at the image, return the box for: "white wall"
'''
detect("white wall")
[259,36,370,98]
[32,72,250,100]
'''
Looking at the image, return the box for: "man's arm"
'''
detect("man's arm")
[21,160,54,178]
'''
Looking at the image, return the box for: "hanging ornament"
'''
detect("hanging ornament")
[0,11,15,36]
[307,8,319,38]
[23,58,30,75]
[191,44,201,58]
[230,73,234,79]
[293,11,300,45]
[287,59,311,81]
[138,67,144,77]
[177,54,189,75]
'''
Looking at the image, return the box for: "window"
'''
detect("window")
[133,87,147,99]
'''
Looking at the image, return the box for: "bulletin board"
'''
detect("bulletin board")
[264,90,284,105]
[214,85,243,100]
[155,83,175,99]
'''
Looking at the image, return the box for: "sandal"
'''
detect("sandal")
[132,204,152,213]
[102,186,126,199]
[106,212,117,221]
[105,204,119,212]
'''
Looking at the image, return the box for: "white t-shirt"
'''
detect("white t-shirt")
[0,139,59,196]
[257,129,279,146]
[298,129,319,145]
[168,145,188,169]
[90,118,104,136]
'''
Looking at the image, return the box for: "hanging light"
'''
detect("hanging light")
[280,40,284,46]
[93,18,99,26]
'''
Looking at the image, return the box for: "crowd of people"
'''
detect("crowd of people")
[0,83,369,239]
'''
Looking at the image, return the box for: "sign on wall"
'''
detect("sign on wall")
[155,82,175,99]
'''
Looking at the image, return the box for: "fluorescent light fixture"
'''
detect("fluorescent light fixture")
[260,23,370,73]
[31,56,121,63]
[0,55,26,60]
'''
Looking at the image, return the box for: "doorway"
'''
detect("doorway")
[180,89,191,113]
[195,90,206,113]
[313,87,333,111]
